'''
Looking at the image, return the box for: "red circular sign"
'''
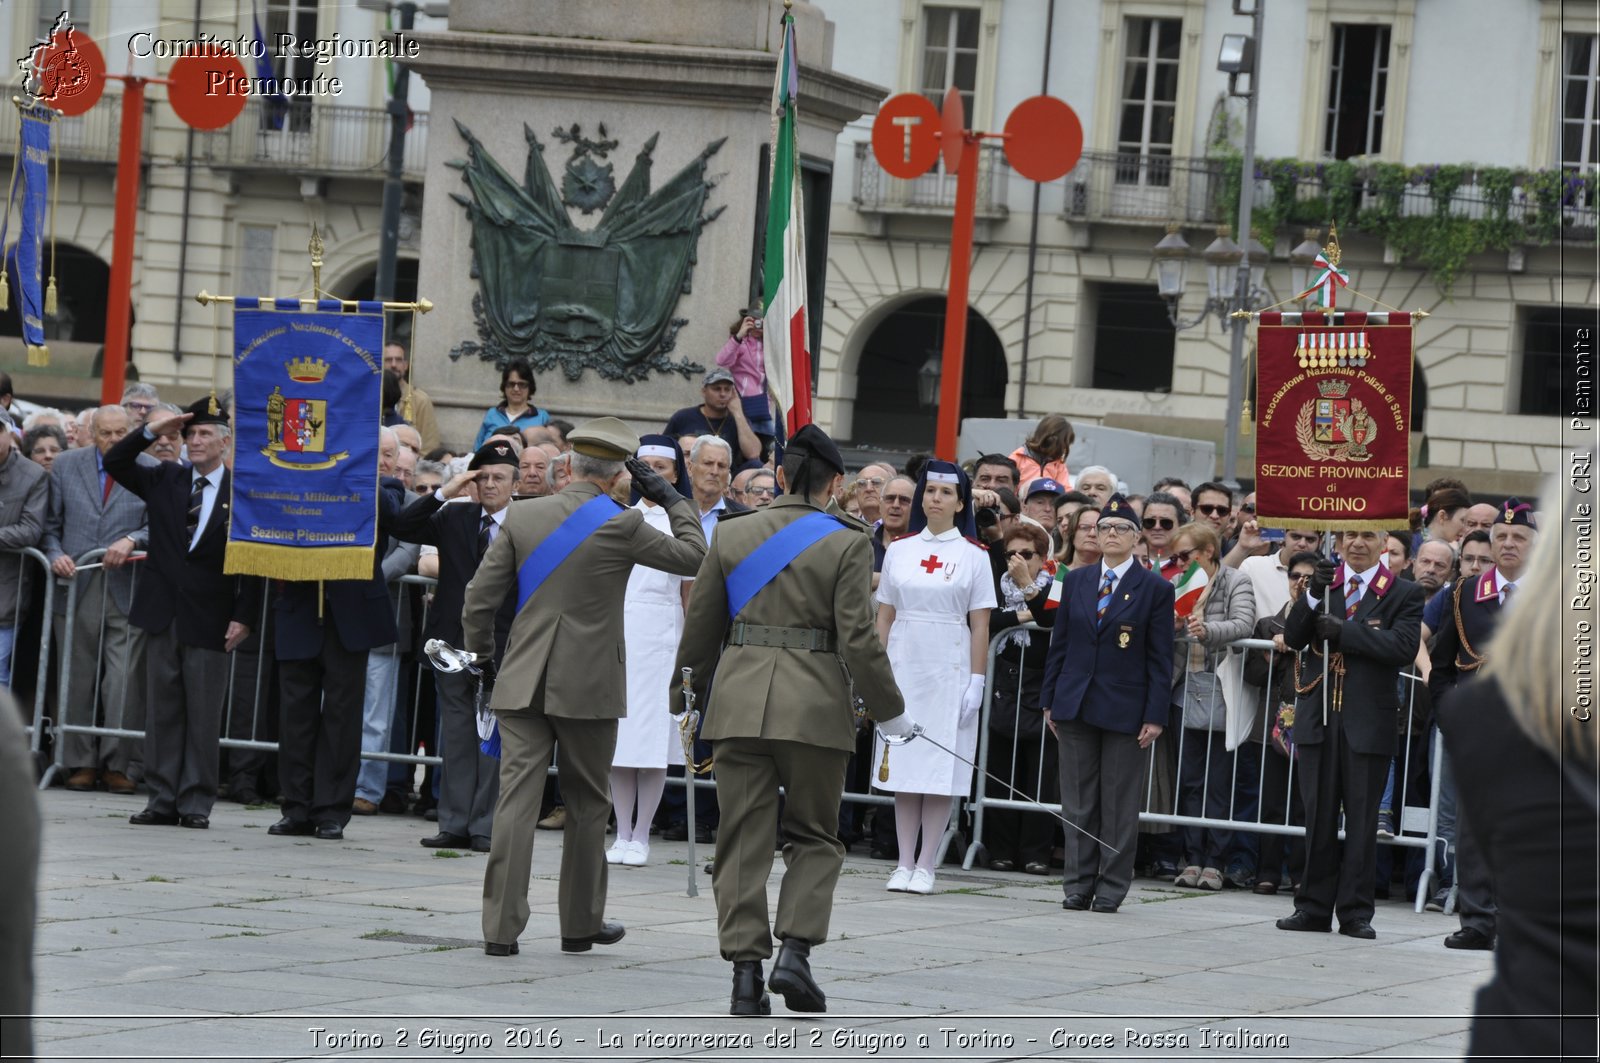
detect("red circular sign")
[31,28,106,117]
[871,93,941,179]
[1003,95,1084,183]
[940,86,966,173]
[168,47,250,131]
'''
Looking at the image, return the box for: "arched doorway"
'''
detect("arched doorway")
[333,258,419,344]
[850,297,1007,449]
[0,241,117,376]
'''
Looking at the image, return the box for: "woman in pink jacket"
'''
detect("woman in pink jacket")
[1009,414,1074,493]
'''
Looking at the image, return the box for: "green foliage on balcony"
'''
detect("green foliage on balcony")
[1214,155,1600,295]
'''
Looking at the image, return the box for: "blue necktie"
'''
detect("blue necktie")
[1097,570,1115,627]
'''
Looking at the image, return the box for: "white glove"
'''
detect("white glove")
[877,713,918,738]
[960,673,986,723]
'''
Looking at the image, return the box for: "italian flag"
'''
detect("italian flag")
[762,10,812,432]
[1172,560,1210,618]
[1043,563,1066,610]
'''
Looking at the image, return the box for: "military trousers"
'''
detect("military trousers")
[481,706,617,946]
[711,737,850,962]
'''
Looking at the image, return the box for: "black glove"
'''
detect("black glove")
[478,656,498,689]
[1310,558,1338,595]
[1314,614,1342,647]
[626,456,680,508]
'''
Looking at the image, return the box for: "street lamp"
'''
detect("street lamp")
[917,349,942,408]
[1290,228,1324,301]
[1203,228,1243,303]
[1155,225,1254,330]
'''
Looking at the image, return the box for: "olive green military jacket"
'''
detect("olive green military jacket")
[672,493,905,752]
[463,480,705,717]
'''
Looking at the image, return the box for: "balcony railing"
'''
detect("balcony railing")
[1061,151,1226,226]
[0,92,143,164]
[852,141,1009,218]
[203,100,428,181]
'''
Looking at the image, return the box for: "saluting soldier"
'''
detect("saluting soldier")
[1430,498,1537,953]
[673,424,915,1018]
[463,417,704,958]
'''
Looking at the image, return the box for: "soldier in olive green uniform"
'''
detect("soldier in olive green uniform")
[465,417,705,956]
[673,425,915,1016]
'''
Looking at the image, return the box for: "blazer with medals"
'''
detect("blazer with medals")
[102,431,261,651]
[1041,560,1174,734]
[42,443,151,615]
[1282,562,1423,757]
[1427,568,1507,699]
[389,493,517,662]
[272,477,408,660]
[671,493,905,752]
[463,480,704,717]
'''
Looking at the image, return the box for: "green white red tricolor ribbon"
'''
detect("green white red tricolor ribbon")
[1297,253,1349,309]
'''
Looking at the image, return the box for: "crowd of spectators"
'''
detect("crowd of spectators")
[0,350,1528,936]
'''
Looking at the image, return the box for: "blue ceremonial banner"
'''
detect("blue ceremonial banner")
[17,105,51,365]
[225,299,386,580]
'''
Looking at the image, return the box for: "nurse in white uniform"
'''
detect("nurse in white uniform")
[873,460,994,894]
[609,435,692,867]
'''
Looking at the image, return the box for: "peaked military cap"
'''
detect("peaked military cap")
[569,416,639,462]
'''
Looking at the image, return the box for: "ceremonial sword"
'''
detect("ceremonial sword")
[678,667,700,898]
[881,725,1121,854]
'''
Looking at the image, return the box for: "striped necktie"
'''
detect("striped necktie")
[187,475,208,544]
[477,513,494,559]
[1344,574,1363,619]
[1500,582,1515,608]
[1097,569,1115,627]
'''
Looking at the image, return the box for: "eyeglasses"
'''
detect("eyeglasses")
[1143,516,1176,530]
[503,380,530,390]
[413,483,440,495]
[1005,549,1037,560]
[882,494,914,505]
[1170,547,1196,565]
[1240,503,1256,514]
[124,402,156,414]
[1096,521,1138,534]
[1196,503,1230,518]
[747,485,776,498]
[857,477,886,488]
[1288,572,1313,583]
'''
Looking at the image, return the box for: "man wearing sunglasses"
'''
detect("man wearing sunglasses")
[1191,482,1233,539]
[1139,491,1187,574]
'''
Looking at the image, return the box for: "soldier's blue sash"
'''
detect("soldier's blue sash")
[515,493,624,613]
[725,511,848,618]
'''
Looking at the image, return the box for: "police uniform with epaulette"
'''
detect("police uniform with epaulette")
[673,424,909,1017]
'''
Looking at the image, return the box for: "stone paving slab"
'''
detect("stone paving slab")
[27,788,1490,1062]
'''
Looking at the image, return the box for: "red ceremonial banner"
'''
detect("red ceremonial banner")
[1254,311,1414,530]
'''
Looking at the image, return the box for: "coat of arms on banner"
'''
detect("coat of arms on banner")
[1297,377,1379,461]
[262,358,347,471]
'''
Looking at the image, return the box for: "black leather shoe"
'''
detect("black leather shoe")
[988,859,1015,872]
[1276,910,1333,933]
[1062,893,1091,911]
[420,831,471,849]
[179,814,210,829]
[561,921,625,953]
[1444,927,1493,951]
[661,822,688,841]
[471,836,491,853]
[268,817,313,836]
[1339,919,1377,940]
[768,938,825,1013]
[1253,880,1280,895]
[484,941,519,957]
[129,809,178,826]
[1090,897,1120,913]
[730,960,771,1017]
[1023,861,1050,876]
[313,822,343,840]
[1149,860,1180,879]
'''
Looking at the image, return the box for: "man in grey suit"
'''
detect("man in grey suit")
[0,413,48,688]
[42,405,151,793]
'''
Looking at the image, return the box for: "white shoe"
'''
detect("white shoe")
[605,840,627,865]
[907,868,935,894]
[886,866,913,892]
[621,840,648,867]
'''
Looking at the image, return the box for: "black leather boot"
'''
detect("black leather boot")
[767,937,825,1012]
[729,961,771,1017]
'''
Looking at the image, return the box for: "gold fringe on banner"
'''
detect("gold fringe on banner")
[224,542,377,582]
[0,273,10,312]
[1259,517,1398,533]
[43,276,55,315]
[26,343,47,366]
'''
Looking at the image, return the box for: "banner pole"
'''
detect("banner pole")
[196,291,434,315]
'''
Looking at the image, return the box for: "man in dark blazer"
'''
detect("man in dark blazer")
[105,399,261,829]
[1041,494,1174,914]
[389,438,521,852]
[268,437,407,842]
[42,404,151,794]
[1277,528,1424,939]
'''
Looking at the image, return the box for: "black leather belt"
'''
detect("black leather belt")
[728,622,836,652]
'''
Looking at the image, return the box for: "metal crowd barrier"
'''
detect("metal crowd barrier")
[1,547,53,757]
[962,624,1446,914]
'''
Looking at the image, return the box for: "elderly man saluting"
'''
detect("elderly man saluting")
[464,418,705,957]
